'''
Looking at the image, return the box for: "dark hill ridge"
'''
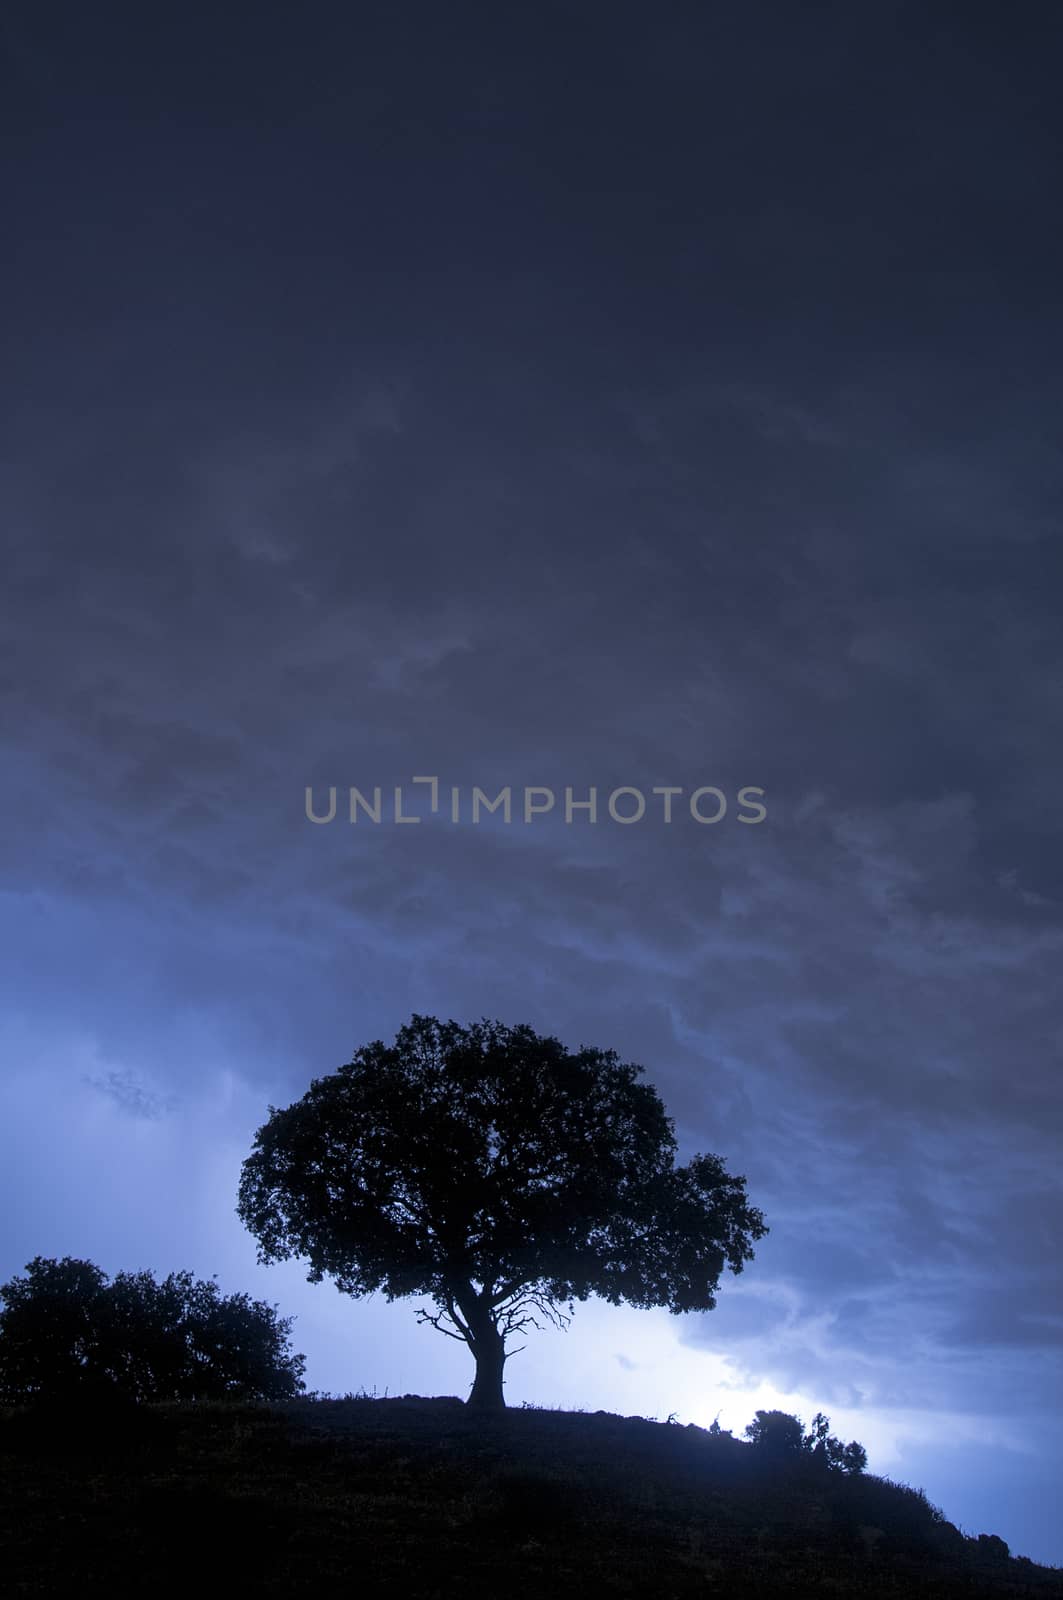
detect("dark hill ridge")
[2,1393,1060,1597]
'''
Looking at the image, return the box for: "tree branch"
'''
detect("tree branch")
[414,1291,474,1346]
[495,1286,573,1340]
[488,1278,532,1311]
[414,1305,467,1342]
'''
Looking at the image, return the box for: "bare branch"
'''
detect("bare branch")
[414,1294,475,1346]
[496,1286,574,1340]
[414,1304,468,1342]
[488,1277,530,1309]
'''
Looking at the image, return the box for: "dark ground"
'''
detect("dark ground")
[2,1394,1060,1597]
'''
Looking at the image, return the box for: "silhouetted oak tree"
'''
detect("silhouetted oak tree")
[237,1015,768,1411]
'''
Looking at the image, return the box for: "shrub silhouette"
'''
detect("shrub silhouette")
[801,1410,867,1473]
[838,1438,869,1473]
[744,1408,867,1475]
[238,1014,767,1412]
[744,1408,804,1456]
[977,1532,1011,1561]
[0,1256,305,1404]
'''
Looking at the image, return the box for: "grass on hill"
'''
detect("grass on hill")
[2,1391,1061,1598]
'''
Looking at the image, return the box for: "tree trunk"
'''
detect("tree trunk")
[465,1314,506,1412]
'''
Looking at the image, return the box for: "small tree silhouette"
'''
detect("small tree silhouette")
[238,1015,768,1411]
[0,1256,305,1404]
[802,1412,867,1473]
[838,1438,868,1474]
[743,1408,868,1474]
[800,1410,866,1472]
[744,1408,805,1456]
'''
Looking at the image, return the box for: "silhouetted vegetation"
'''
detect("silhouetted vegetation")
[745,1407,868,1474]
[237,1014,767,1411]
[0,1256,306,1406]
[0,1394,1057,1597]
[3,1012,1046,1592]
[744,1406,805,1455]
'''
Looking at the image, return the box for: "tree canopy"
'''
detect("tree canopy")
[0,1256,306,1405]
[237,1014,768,1410]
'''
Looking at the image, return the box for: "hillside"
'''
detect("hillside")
[2,1394,1060,1597]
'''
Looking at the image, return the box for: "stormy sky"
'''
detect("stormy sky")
[4,1,1063,1565]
